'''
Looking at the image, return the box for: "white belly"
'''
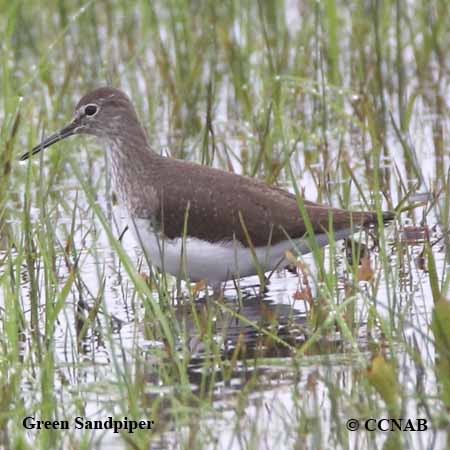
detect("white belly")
[129,217,351,284]
[129,218,292,284]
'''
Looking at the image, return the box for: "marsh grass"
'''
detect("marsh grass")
[0,0,449,449]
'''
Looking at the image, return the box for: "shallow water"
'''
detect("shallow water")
[1,1,449,448]
[5,187,447,449]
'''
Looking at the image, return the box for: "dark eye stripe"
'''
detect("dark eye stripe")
[85,104,98,116]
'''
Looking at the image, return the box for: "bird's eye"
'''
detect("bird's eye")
[84,104,98,116]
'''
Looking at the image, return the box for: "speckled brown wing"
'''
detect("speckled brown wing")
[151,158,386,247]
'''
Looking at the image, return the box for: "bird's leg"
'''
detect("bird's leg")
[212,282,224,299]
[258,276,270,298]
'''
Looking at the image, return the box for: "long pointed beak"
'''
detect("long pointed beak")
[20,122,78,161]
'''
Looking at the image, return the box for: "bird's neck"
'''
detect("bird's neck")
[104,123,161,218]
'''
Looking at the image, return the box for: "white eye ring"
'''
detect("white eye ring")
[84,103,99,117]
